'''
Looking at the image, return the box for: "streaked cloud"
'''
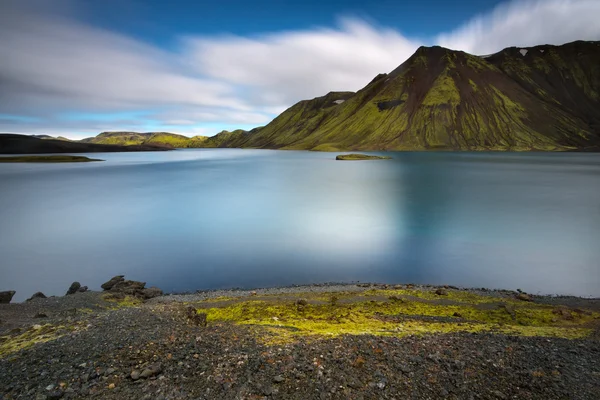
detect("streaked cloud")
[1,0,599,139]
[437,0,600,54]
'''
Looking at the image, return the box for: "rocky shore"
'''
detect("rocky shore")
[1,279,599,399]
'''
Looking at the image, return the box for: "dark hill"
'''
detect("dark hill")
[0,134,172,154]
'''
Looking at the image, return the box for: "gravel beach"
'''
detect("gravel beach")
[1,282,599,399]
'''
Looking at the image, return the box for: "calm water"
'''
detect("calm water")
[1,150,599,301]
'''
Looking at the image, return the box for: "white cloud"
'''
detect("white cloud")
[0,1,247,114]
[183,19,421,106]
[1,0,599,139]
[437,0,600,54]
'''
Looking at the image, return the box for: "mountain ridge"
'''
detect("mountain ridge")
[214,40,600,151]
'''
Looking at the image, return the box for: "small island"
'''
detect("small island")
[336,153,392,160]
[0,155,103,163]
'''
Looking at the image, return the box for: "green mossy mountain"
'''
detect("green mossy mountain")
[212,40,600,151]
[80,131,209,148]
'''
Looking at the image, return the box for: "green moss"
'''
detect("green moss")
[102,294,142,308]
[422,74,460,106]
[0,324,71,357]
[469,79,478,91]
[490,86,525,113]
[465,55,496,71]
[197,290,596,344]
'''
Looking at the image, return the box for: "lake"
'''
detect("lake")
[1,149,599,301]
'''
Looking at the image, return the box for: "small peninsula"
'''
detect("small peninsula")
[0,155,103,163]
[336,153,392,160]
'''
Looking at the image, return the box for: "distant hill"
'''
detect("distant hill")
[78,130,262,149]
[31,135,72,141]
[0,134,172,154]
[209,40,600,151]
[81,131,211,148]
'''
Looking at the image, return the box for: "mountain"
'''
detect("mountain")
[31,135,72,141]
[80,131,209,148]
[79,129,262,149]
[212,40,600,151]
[0,134,172,154]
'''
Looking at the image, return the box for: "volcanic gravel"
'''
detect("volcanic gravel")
[1,288,599,400]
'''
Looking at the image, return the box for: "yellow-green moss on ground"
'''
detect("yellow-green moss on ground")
[101,294,143,308]
[0,324,74,357]
[196,289,597,343]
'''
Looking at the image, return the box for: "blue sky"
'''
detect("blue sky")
[81,0,504,40]
[1,0,599,139]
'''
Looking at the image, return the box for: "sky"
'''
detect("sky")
[1,0,600,139]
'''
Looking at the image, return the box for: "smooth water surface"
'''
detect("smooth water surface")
[1,150,599,301]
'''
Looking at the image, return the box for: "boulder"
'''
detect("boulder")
[186,306,207,327]
[516,293,533,302]
[0,290,16,304]
[101,275,163,301]
[142,287,162,299]
[26,292,47,302]
[78,286,88,293]
[112,280,145,292]
[66,282,81,295]
[435,288,448,296]
[101,275,125,291]
[139,363,162,379]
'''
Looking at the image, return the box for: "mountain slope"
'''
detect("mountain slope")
[214,40,600,151]
[0,134,172,154]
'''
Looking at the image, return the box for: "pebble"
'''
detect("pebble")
[46,390,64,400]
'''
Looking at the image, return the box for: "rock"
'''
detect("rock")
[435,288,448,296]
[65,282,81,295]
[273,375,284,383]
[47,390,64,400]
[34,312,48,318]
[492,390,507,399]
[27,292,47,301]
[186,306,207,327]
[112,280,145,292]
[296,298,308,306]
[139,363,162,379]
[516,293,533,302]
[141,287,162,299]
[131,370,141,380]
[262,385,273,396]
[553,307,575,321]
[0,290,16,304]
[101,275,125,290]
[250,291,257,296]
[453,312,463,318]
[78,286,88,293]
